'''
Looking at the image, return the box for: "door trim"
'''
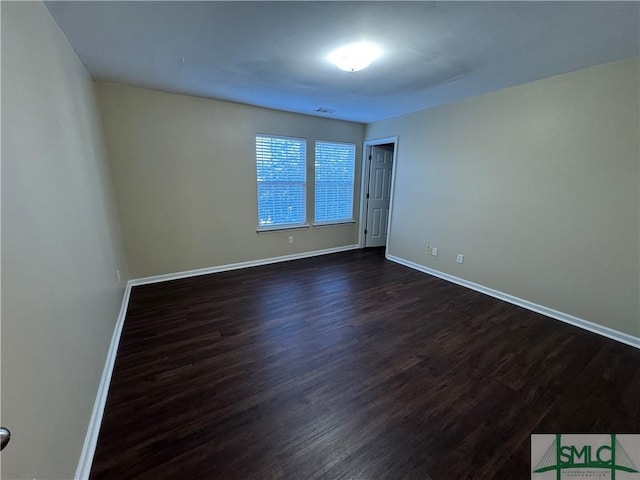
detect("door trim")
[358,136,399,249]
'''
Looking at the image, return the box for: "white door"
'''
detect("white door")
[365,145,393,247]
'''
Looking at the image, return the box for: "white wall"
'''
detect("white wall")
[1,3,128,478]
[367,58,639,338]
[96,82,365,278]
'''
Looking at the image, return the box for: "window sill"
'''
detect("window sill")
[256,224,310,233]
[312,220,356,228]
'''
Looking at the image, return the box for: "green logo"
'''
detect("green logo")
[532,434,639,479]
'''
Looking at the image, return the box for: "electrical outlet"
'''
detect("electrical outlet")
[288,236,294,244]
[432,247,438,256]
[426,246,432,255]
[456,254,464,264]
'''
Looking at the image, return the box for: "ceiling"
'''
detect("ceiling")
[45,1,639,123]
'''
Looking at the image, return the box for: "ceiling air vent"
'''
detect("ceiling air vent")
[314,107,336,114]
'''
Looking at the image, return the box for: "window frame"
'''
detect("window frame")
[256,134,308,232]
[313,140,357,226]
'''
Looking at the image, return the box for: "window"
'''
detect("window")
[314,141,356,224]
[256,135,306,229]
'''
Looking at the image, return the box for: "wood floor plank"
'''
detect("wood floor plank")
[90,247,640,479]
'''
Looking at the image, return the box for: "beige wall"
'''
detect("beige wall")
[96,82,365,278]
[367,58,640,337]
[1,3,128,478]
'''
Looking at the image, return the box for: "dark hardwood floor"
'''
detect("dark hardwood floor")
[90,248,640,480]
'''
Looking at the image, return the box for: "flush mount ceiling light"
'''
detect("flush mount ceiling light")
[327,42,382,72]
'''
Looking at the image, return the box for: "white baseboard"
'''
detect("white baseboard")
[386,254,640,350]
[130,244,360,286]
[75,244,360,478]
[75,283,132,480]
[76,247,638,478]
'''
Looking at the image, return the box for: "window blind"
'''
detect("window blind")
[256,135,306,229]
[315,141,356,223]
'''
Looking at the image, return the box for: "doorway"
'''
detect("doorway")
[359,137,397,249]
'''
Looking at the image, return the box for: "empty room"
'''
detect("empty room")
[2,1,639,479]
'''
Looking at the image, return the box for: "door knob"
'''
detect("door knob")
[0,427,10,451]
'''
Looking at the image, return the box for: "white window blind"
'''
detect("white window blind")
[256,135,306,229]
[315,141,356,223]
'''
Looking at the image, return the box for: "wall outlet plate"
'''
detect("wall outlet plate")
[432,247,438,256]
[456,254,464,264]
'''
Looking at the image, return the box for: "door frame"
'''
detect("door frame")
[358,136,399,249]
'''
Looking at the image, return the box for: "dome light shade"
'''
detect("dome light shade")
[327,42,382,72]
